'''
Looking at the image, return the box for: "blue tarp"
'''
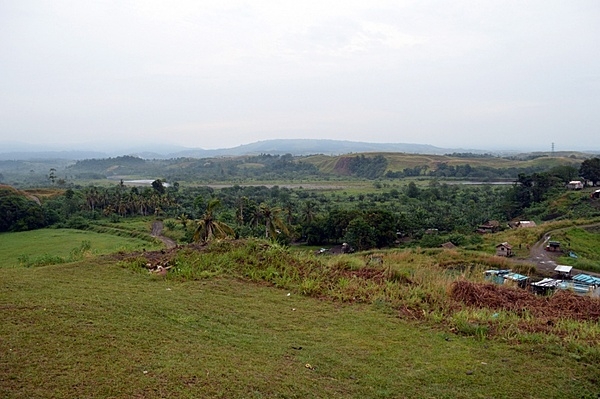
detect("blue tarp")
[558,281,593,294]
[572,274,600,286]
[484,270,511,285]
[504,272,528,282]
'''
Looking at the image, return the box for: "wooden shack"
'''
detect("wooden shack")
[495,242,513,257]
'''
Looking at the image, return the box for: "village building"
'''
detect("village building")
[554,265,572,278]
[495,242,513,257]
[567,180,584,190]
[477,220,500,234]
[545,241,561,252]
[516,220,536,228]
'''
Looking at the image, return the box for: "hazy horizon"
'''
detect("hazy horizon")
[1,1,599,152]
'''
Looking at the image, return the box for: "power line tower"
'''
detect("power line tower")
[551,142,555,156]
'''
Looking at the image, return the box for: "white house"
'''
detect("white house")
[567,180,584,190]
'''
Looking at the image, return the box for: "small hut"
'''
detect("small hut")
[554,265,572,278]
[567,180,584,190]
[477,220,500,234]
[517,220,537,228]
[495,242,513,257]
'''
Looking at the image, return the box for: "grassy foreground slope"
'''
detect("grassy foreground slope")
[1,257,599,398]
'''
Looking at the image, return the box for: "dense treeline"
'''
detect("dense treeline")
[347,155,389,179]
[3,158,600,250]
[385,163,580,180]
[2,175,600,248]
[0,186,47,232]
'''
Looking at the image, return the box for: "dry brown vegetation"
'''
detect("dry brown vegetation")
[451,281,600,322]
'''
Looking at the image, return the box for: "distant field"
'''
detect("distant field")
[0,228,161,268]
[303,153,581,174]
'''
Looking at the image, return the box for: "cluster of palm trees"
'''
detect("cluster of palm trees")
[192,199,290,244]
[82,184,175,218]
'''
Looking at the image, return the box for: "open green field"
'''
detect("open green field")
[0,228,161,268]
[553,226,600,273]
[303,153,582,174]
[2,259,599,398]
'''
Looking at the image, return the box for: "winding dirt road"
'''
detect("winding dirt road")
[150,221,177,249]
[524,224,600,277]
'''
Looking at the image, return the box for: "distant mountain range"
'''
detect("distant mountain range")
[0,139,493,161]
[164,139,465,158]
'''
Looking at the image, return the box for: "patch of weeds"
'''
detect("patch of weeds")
[69,240,92,261]
[328,256,364,271]
[511,263,537,275]
[117,256,150,273]
[516,332,546,345]
[454,319,489,341]
[272,274,293,288]
[426,309,446,324]
[17,254,30,267]
[387,268,413,284]
[300,278,321,296]
[337,276,351,290]
[451,311,491,341]
[18,254,66,267]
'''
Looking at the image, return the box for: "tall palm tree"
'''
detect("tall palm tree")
[258,203,289,240]
[301,200,318,224]
[194,199,234,243]
[235,196,249,226]
[177,213,189,228]
[85,186,99,212]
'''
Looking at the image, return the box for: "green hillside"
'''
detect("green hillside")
[2,241,599,398]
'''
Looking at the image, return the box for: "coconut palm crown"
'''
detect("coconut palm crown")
[193,199,234,243]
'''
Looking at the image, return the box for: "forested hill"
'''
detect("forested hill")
[1,151,594,187]
[61,152,587,183]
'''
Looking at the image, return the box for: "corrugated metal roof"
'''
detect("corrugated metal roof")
[558,281,593,294]
[572,274,600,286]
[504,272,528,281]
[531,278,561,288]
[484,269,510,275]
[554,265,572,273]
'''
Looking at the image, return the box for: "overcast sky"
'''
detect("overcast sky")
[1,1,599,151]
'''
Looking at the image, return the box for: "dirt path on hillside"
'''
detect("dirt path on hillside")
[523,224,600,277]
[151,221,177,249]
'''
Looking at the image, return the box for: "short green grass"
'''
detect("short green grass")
[554,227,600,273]
[1,260,599,398]
[0,228,161,268]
